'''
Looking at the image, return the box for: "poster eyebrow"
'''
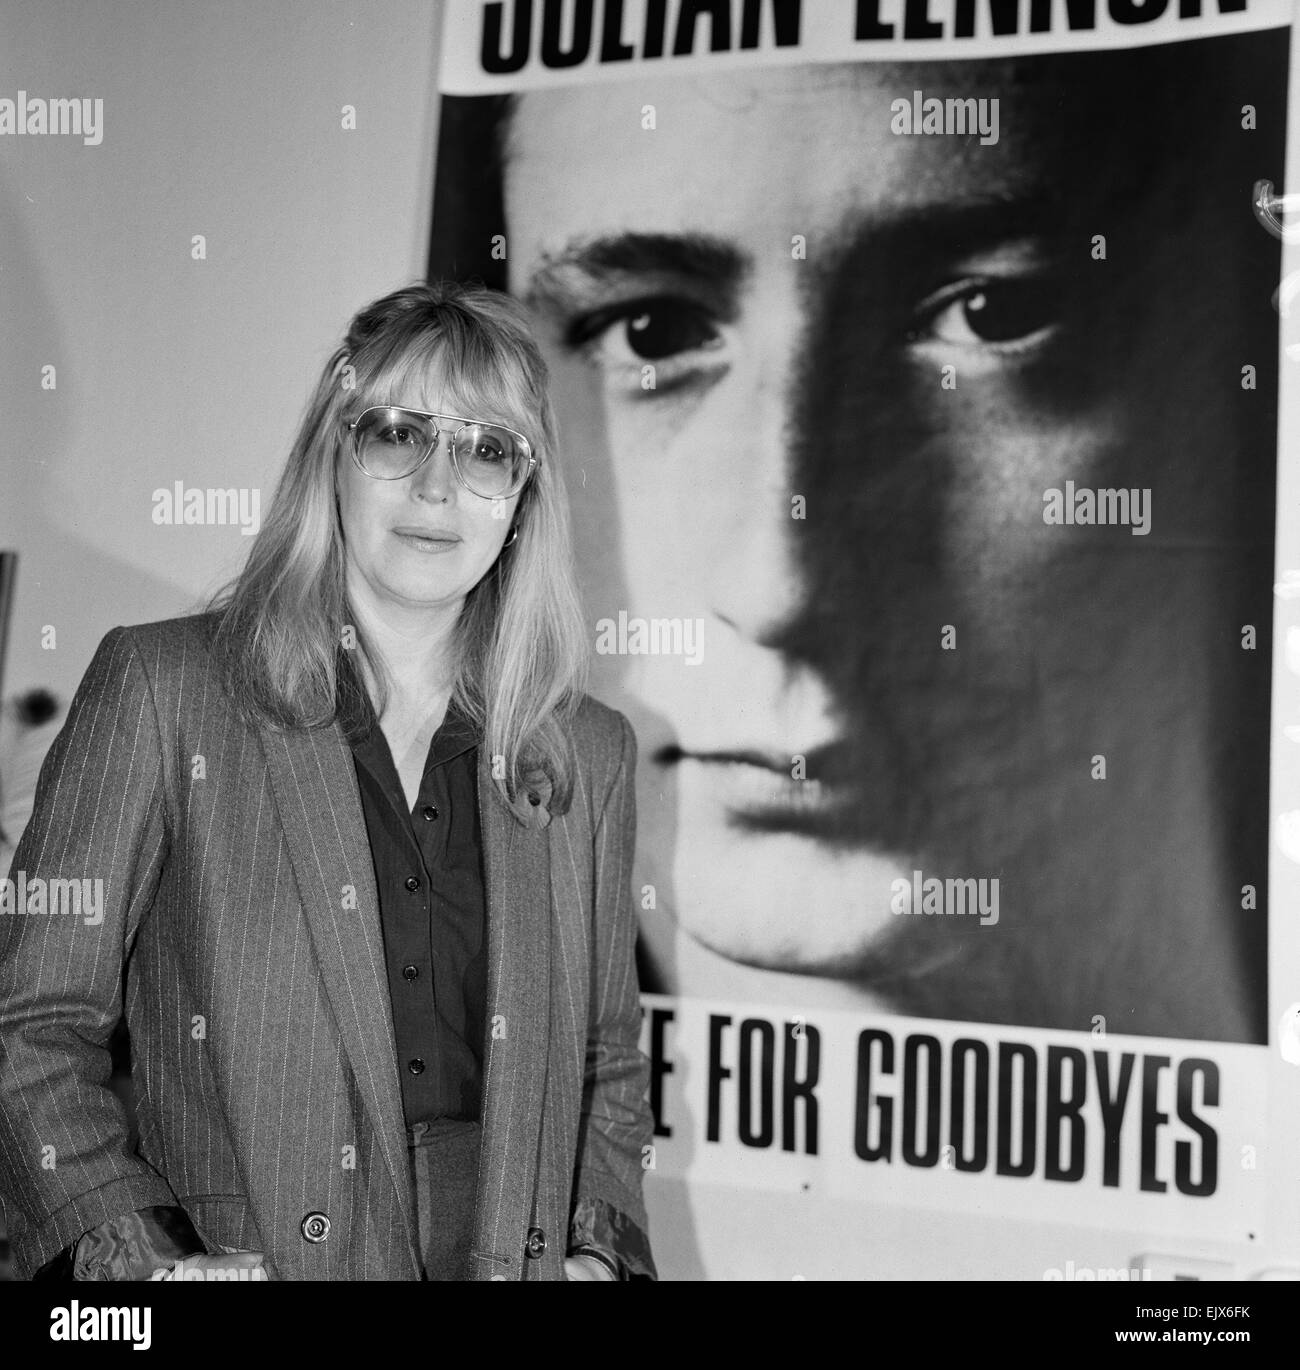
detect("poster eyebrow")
[523,199,1060,311]
[523,230,751,308]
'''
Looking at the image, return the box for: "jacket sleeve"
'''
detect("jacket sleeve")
[0,627,191,1278]
[33,1205,206,1281]
[565,712,657,1280]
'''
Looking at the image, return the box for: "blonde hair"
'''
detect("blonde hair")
[207,281,588,816]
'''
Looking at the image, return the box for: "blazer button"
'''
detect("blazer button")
[524,1227,546,1259]
[301,1211,331,1243]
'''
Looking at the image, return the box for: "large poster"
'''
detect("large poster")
[428,0,1296,1279]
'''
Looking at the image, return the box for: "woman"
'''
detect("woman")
[0,282,656,1281]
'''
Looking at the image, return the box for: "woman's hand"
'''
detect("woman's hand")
[564,1254,617,1281]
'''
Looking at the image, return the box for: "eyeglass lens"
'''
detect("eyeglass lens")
[354,408,528,497]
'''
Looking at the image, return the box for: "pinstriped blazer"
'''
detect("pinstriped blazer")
[0,614,656,1280]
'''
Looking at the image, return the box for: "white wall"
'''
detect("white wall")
[0,0,443,703]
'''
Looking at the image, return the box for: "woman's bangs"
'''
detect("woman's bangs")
[356,333,539,454]
[352,331,442,416]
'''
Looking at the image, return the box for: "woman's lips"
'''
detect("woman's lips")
[393,528,461,553]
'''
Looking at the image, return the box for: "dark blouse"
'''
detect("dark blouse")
[348,699,488,1128]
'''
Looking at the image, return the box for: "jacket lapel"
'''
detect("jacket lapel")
[472,753,553,1274]
[258,720,420,1275]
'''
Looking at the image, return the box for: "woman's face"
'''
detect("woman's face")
[335,384,523,619]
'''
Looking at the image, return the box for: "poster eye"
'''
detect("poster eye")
[577,299,723,364]
[912,280,1058,348]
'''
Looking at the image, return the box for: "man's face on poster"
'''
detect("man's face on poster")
[503,59,1234,984]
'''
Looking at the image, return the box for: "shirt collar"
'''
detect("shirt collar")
[427,696,477,769]
[350,695,478,779]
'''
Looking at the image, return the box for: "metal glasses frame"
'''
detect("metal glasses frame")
[347,404,538,499]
